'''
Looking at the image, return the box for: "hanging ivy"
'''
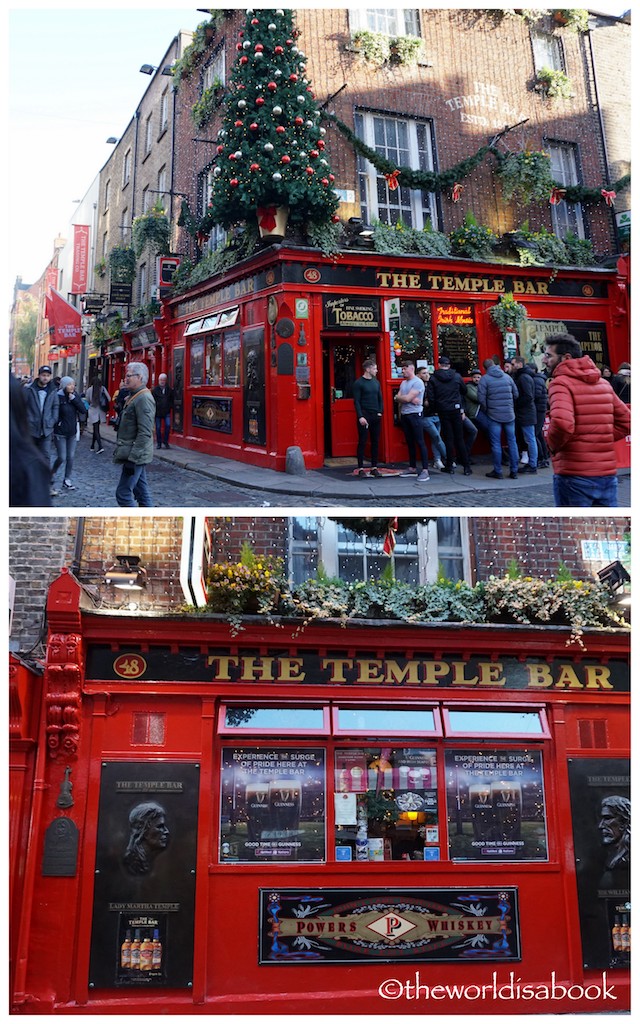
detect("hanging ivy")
[107,245,137,284]
[132,202,171,259]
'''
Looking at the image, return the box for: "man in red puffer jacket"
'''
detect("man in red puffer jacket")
[543,333,630,507]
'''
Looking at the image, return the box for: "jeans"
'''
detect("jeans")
[52,435,78,483]
[486,417,519,475]
[400,413,430,470]
[421,416,447,462]
[116,463,154,507]
[155,414,171,446]
[519,423,538,469]
[356,414,381,468]
[553,474,618,508]
[90,422,103,450]
[33,434,53,466]
[535,414,549,461]
[462,416,478,459]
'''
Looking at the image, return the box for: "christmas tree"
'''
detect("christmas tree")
[204,8,340,241]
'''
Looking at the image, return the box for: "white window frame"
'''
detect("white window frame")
[548,141,585,239]
[123,149,132,187]
[142,185,151,213]
[145,114,153,155]
[288,518,470,586]
[349,8,420,36]
[199,166,227,253]
[160,90,169,133]
[157,165,168,208]
[203,47,226,92]
[355,110,438,229]
[104,179,111,211]
[531,29,563,73]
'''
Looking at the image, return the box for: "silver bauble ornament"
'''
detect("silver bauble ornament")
[274,69,282,77]
[297,95,305,104]
[306,120,313,127]
[264,142,274,152]
[268,23,276,31]
[299,151,307,159]
[243,40,251,50]
[273,105,283,115]
[272,172,282,182]
[234,150,242,159]
[213,166,222,177]
[255,51,263,59]
[319,126,326,134]
[291,46,298,55]
[237,99,247,109]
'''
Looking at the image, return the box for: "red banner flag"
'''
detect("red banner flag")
[71,225,90,293]
[45,288,82,352]
[383,517,398,557]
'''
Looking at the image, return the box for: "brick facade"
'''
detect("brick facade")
[9,517,74,654]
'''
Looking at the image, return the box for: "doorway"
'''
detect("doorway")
[322,337,379,459]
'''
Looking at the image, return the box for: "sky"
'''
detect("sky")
[4,1,631,321]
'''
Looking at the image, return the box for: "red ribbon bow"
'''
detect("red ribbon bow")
[601,189,616,207]
[257,206,278,231]
[384,170,400,191]
[196,231,210,244]
[383,516,398,557]
[549,187,566,206]
[452,182,463,202]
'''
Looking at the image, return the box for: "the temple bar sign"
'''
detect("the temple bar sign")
[86,648,629,692]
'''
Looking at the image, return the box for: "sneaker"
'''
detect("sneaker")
[400,469,418,477]
[417,470,430,482]
[370,468,382,478]
[96,448,104,454]
[50,487,59,497]
[509,471,519,479]
[519,464,537,474]
[520,452,529,465]
[433,458,445,471]
[164,443,171,448]
[538,459,550,468]
[463,467,472,476]
[63,480,76,490]
[357,469,367,477]
[485,470,503,479]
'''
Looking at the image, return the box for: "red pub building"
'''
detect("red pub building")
[10,532,630,1015]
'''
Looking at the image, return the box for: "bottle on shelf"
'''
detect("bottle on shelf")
[611,915,622,951]
[130,929,141,970]
[120,929,132,969]
[140,931,154,971]
[152,928,163,969]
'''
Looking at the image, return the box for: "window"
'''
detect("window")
[443,707,549,738]
[288,517,468,586]
[350,8,420,36]
[145,114,153,155]
[142,185,151,212]
[102,231,108,258]
[157,165,168,208]
[138,262,147,305]
[548,141,585,238]
[203,46,225,90]
[160,90,169,132]
[121,207,130,244]
[123,149,132,187]
[198,166,227,253]
[355,111,438,229]
[132,712,166,744]
[220,705,329,733]
[531,28,563,73]
[104,178,111,210]
[202,329,241,386]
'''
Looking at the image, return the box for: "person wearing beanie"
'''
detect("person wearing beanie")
[611,362,630,403]
[24,365,60,492]
[51,375,87,495]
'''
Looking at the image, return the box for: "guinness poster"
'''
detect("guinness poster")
[259,887,520,963]
[567,758,630,969]
[89,762,199,988]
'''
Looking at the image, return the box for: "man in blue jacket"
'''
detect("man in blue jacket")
[477,358,520,480]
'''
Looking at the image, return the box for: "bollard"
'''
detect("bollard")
[285,446,306,476]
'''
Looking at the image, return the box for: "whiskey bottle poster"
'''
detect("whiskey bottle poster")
[89,761,199,988]
[567,757,630,969]
[220,748,325,863]
[445,749,548,861]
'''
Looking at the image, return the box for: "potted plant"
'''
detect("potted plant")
[108,245,137,284]
[496,149,555,204]
[94,257,107,279]
[488,292,529,334]
[536,66,574,99]
[554,9,590,31]
[205,542,285,633]
[132,202,171,259]
[449,211,498,259]
[388,35,423,65]
[350,30,391,65]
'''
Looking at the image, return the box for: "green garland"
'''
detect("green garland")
[322,112,630,205]
[330,517,434,538]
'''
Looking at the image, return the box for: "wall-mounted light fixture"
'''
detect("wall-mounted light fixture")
[140,64,174,76]
[106,137,118,144]
[346,217,375,248]
[105,555,147,590]
[597,560,631,612]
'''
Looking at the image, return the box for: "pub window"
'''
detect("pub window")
[121,207,130,245]
[142,185,151,213]
[219,705,330,734]
[287,517,469,586]
[204,45,225,90]
[334,706,440,736]
[335,746,439,862]
[349,9,421,36]
[531,28,564,73]
[203,329,241,386]
[436,314,479,377]
[354,111,438,230]
[548,141,585,239]
[443,706,550,738]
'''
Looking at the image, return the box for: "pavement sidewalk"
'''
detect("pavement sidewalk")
[98,432,630,503]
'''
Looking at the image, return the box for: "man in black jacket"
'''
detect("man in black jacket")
[526,362,550,468]
[511,356,539,474]
[151,373,175,449]
[426,356,471,474]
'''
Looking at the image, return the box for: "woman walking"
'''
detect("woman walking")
[85,374,110,453]
[51,376,87,494]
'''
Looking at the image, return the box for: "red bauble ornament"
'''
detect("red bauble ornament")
[249,122,259,131]
[331,215,340,223]
[289,73,298,82]
[267,81,277,91]
[306,166,314,175]
[317,140,325,149]
[217,145,224,154]
[240,56,248,64]
[229,153,237,160]
[254,43,264,51]
[276,125,286,134]
[255,96,265,106]
[286,38,293,45]
[321,178,329,185]
[329,174,335,182]
[251,17,259,24]
[281,154,291,163]
[236,42,243,51]
[295,116,304,125]
[235,120,243,127]
[307,88,314,95]
[230,178,239,187]
[310,150,319,158]
[274,45,284,54]
[250,163,260,171]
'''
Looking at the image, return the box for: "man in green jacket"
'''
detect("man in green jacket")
[114,362,156,506]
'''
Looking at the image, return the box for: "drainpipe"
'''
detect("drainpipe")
[586,17,619,251]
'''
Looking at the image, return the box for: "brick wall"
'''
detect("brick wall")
[208,516,288,562]
[9,517,74,655]
[473,515,630,581]
[590,15,631,211]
